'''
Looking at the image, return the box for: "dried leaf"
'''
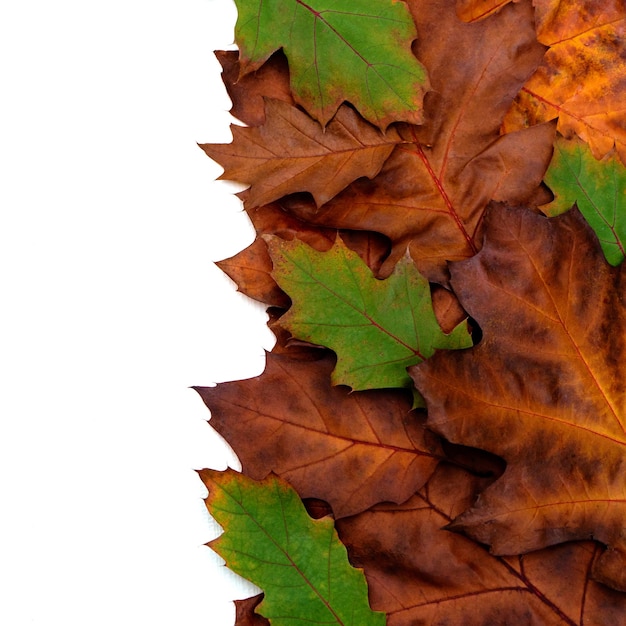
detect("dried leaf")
[215,50,293,127]
[282,0,553,282]
[234,595,270,626]
[456,0,519,22]
[542,134,626,266]
[201,469,386,626]
[411,203,626,592]
[338,464,626,625]
[195,351,441,519]
[217,201,335,308]
[201,99,401,207]
[233,0,429,128]
[503,1,626,163]
[268,236,472,391]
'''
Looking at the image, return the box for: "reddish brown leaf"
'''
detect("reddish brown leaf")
[201,99,402,208]
[456,0,519,22]
[217,237,291,309]
[195,351,442,518]
[411,203,626,591]
[215,50,293,127]
[216,201,335,308]
[281,0,554,282]
[338,463,626,625]
[217,200,390,307]
[234,595,270,626]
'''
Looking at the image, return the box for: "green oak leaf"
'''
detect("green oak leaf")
[542,135,626,265]
[267,236,472,391]
[201,469,385,626]
[233,0,429,129]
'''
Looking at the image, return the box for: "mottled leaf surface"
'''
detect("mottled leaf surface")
[201,469,386,626]
[196,351,441,518]
[504,0,626,164]
[542,135,626,265]
[411,203,626,592]
[268,236,472,391]
[233,0,429,128]
[201,100,401,207]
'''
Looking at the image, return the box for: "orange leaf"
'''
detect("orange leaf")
[503,0,626,163]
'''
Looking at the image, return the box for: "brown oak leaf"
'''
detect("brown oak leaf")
[215,50,293,127]
[234,595,270,626]
[411,203,626,592]
[194,350,442,519]
[281,0,554,282]
[200,98,401,208]
[338,463,626,625]
[216,201,335,308]
[503,0,626,164]
[217,199,390,307]
[456,0,520,22]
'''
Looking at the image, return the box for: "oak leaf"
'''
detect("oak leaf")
[455,0,519,22]
[542,134,626,266]
[200,469,385,626]
[195,351,441,519]
[201,99,402,208]
[234,595,270,626]
[411,203,626,592]
[232,0,429,129]
[337,463,626,625]
[216,201,335,309]
[503,0,626,164]
[267,236,472,391]
[216,200,390,308]
[215,50,294,127]
[282,0,554,282]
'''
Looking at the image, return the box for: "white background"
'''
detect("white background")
[0,1,268,624]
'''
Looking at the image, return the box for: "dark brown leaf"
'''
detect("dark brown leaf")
[338,464,626,625]
[411,203,626,591]
[234,595,270,626]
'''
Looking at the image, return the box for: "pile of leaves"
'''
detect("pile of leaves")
[196,1,626,624]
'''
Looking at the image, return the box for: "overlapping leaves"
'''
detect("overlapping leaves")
[233,0,429,129]
[199,0,626,624]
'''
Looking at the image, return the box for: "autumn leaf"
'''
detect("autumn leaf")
[455,0,519,22]
[282,0,554,282]
[200,469,386,626]
[411,203,626,592]
[216,201,390,308]
[195,351,441,519]
[215,50,294,127]
[267,236,472,391]
[201,99,402,208]
[503,1,626,164]
[216,201,335,309]
[232,0,429,129]
[337,463,626,625]
[542,134,626,266]
[234,595,270,626]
